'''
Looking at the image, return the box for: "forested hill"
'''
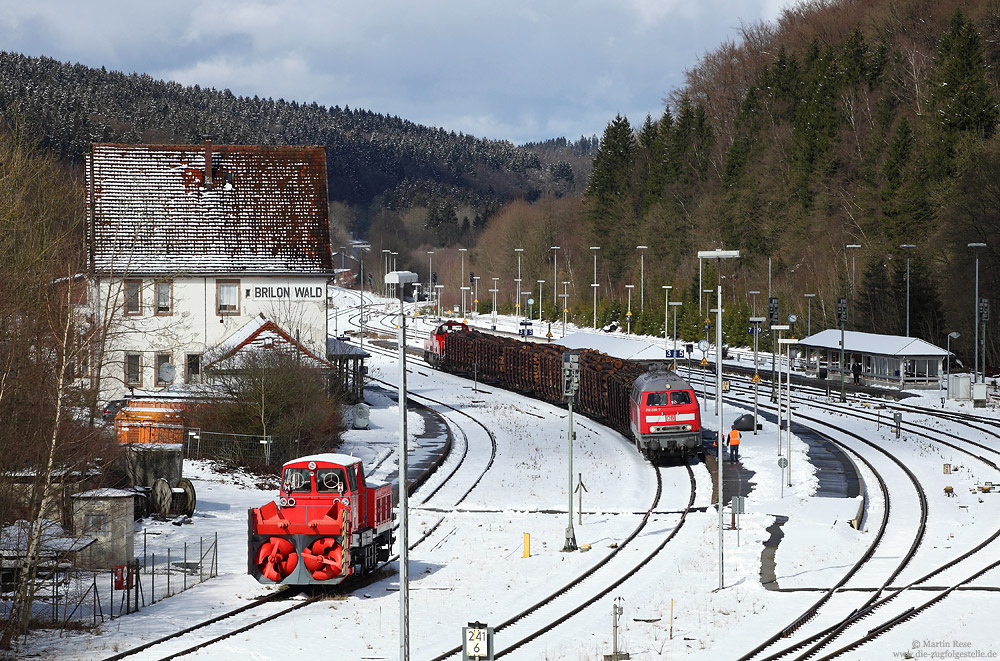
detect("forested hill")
[581,0,1000,354]
[0,51,591,214]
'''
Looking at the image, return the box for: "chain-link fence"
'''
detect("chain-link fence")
[0,533,218,632]
[183,429,302,467]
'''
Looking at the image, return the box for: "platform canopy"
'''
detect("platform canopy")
[798,329,949,357]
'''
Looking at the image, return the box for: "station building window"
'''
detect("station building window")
[124,279,142,315]
[125,352,142,386]
[217,279,239,315]
[155,280,173,315]
[186,354,201,384]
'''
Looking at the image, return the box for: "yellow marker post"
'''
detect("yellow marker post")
[523,533,530,558]
[670,598,674,639]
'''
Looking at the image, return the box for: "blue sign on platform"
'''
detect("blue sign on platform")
[748,326,763,334]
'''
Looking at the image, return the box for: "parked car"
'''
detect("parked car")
[102,399,126,422]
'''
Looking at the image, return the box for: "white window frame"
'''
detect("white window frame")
[155,280,173,316]
[217,279,240,315]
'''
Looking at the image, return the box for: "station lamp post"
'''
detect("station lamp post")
[473,276,480,317]
[490,278,499,330]
[591,246,601,329]
[637,245,648,312]
[551,246,560,308]
[561,281,570,338]
[514,248,524,333]
[537,280,545,321]
[670,301,683,371]
[426,250,434,305]
[804,293,816,336]
[385,269,418,661]
[662,285,672,363]
[846,244,861,313]
[625,284,634,334]
[434,284,444,319]
[969,242,987,382]
[946,331,960,399]
[696,248,741,591]
[381,249,390,297]
[778,337,799,488]
[458,248,468,320]
[900,244,916,336]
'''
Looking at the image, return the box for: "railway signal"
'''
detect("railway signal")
[562,352,580,552]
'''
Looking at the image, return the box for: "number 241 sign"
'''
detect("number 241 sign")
[463,622,494,660]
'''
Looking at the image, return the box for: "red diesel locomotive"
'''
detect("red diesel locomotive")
[423,320,469,368]
[628,370,702,459]
[248,453,393,585]
[439,329,703,460]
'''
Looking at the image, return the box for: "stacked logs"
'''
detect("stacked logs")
[442,330,648,438]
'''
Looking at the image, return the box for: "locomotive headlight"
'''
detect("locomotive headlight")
[287,498,296,507]
[307,461,316,470]
[279,497,287,506]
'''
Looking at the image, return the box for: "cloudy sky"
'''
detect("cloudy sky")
[0,0,795,144]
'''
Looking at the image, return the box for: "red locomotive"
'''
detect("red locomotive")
[628,370,702,460]
[248,453,393,585]
[440,329,703,461]
[423,320,469,368]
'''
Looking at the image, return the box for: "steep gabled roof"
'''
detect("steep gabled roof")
[86,142,333,275]
[202,314,333,371]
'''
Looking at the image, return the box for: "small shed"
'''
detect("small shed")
[797,329,949,389]
[71,489,135,570]
[326,337,370,403]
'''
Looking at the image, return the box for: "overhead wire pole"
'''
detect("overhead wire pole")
[969,242,987,382]
[697,248,740,591]
[663,285,672,365]
[637,245,648,312]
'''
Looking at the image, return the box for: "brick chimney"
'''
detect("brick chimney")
[203,138,213,187]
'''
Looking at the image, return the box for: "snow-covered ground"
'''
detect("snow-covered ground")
[22,289,1000,660]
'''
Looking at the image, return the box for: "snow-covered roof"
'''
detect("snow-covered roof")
[283,453,362,469]
[0,520,96,554]
[202,313,332,371]
[327,337,370,358]
[558,332,669,361]
[798,329,949,357]
[71,488,136,499]
[86,141,333,275]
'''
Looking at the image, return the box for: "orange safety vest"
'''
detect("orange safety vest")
[728,429,741,446]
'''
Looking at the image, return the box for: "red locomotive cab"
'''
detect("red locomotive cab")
[638,389,701,436]
[629,370,702,460]
[248,453,393,585]
[423,320,469,367]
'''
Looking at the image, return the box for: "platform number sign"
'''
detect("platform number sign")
[980,297,990,323]
[463,622,494,660]
[768,297,779,326]
[836,297,848,327]
[562,351,581,401]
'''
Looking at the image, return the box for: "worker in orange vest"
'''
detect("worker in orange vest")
[728,425,741,463]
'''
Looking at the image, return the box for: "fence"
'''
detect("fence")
[183,428,302,467]
[1,533,218,630]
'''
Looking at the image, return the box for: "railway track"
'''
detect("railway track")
[710,376,1000,660]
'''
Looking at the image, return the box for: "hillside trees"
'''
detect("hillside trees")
[0,122,115,650]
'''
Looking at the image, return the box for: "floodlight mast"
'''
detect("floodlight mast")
[384,269,418,661]
[696,248,740,592]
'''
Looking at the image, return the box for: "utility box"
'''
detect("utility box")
[950,374,972,400]
[973,382,988,407]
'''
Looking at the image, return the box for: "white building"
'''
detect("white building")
[84,141,334,399]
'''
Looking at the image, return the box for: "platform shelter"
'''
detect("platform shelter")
[796,329,949,389]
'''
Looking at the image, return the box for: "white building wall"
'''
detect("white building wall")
[93,274,328,399]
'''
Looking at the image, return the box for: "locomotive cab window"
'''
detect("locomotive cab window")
[670,391,692,405]
[316,467,346,493]
[646,392,668,406]
[346,465,358,491]
[282,467,312,493]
